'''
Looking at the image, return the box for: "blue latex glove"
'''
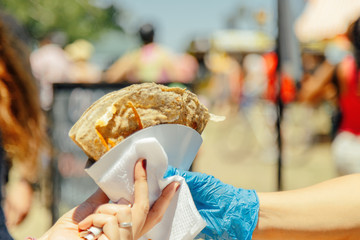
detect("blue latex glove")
[164,166,259,240]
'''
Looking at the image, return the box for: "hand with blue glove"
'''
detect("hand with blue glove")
[164,166,259,240]
[166,167,360,240]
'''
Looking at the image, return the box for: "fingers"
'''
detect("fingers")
[80,204,134,240]
[139,181,180,236]
[134,159,149,209]
[116,205,133,240]
[79,159,179,239]
[96,204,131,216]
[79,214,119,240]
[98,235,110,240]
[132,159,149,236]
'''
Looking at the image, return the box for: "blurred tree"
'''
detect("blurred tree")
[0,0,122,43]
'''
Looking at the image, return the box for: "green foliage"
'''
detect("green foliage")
[0,0,121,42]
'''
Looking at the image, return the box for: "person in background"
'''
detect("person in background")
[298,17,360,176]
[204,49,242,114]
[30,31,73,111]
[104,23,198,84]
[0,15,48,237]
[64,39,102,84]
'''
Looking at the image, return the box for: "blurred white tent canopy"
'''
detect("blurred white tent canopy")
[295,0,360,42]
[212,30,275,53]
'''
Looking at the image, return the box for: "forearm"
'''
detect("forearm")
[253,174,360,240]
[298,60,336,104]
[104,54,134,83]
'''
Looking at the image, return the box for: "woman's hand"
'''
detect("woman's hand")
[78,159,180,239]
[38,188,109,240]
[39,159,179,240]
[78,204,133,240]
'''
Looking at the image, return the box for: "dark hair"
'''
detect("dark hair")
[139,23,155,45]
[349,17,360,68]
[349,17,360,93]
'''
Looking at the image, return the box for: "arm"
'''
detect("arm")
[297,60,336,105]
[166,167,360,240]
[104,52,137,83]
[253,174,360,240]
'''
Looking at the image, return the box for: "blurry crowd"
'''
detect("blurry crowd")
[28,22,296,116]
[26,18,360,187]
[27,22,297,116]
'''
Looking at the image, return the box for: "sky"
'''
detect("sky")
[115,0,281,52]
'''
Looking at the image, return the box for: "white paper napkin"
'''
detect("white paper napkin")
[86,137,206,240]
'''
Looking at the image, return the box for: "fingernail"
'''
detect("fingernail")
[142,159,147,170]
[175,182,181,192]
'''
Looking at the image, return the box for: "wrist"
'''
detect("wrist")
[252,192,272,238]
[252,192,288,239]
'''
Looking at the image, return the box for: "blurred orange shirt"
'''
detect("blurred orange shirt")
[263,51,296,104]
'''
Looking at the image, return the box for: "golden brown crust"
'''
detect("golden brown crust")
[69,83,209,160]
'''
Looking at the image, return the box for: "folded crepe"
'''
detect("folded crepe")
[69,82,210,161]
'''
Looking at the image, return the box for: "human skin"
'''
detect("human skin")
[39,159,179,240]
[252,174,360,240]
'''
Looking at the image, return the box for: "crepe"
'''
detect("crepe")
[69,82,210,161]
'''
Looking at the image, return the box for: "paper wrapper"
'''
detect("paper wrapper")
[86,123,202,171]
[85,124,202,203]
[84,124,206,240]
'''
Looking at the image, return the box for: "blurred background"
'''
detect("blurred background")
[1,0,360,238]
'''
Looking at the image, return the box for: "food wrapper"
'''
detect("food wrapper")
[84,124,206,240]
